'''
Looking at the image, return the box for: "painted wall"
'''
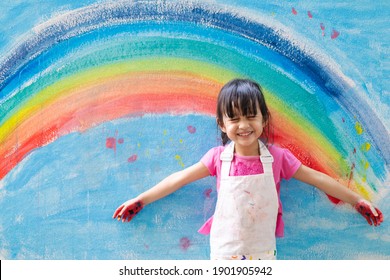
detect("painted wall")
[0,0,388,260]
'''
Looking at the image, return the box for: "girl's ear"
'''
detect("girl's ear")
[262,118,268,128]
[216,118,226,132]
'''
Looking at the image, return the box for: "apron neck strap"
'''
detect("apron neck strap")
[220,140,274,178]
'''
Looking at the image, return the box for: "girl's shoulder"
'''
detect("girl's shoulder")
[267,144,301,169]
[267,144,288,155]
[203,145,226,159]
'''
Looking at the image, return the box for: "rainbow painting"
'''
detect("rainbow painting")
[0,0,389,260]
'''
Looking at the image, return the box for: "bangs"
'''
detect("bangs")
[221,84,260,118]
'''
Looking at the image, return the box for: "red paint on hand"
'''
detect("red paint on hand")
[355,200,384,226]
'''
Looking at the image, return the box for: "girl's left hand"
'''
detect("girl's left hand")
[354,199,384,226]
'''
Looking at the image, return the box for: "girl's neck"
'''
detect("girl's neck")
[234,142,260,157]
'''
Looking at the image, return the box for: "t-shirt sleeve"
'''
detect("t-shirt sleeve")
[200,147,220,176]
[280,148,302,180]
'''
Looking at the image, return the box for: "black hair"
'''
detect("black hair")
[216,78,272,145]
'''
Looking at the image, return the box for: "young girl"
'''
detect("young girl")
[113,78,383,260]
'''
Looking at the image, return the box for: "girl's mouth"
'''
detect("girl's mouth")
[237,131,253,137]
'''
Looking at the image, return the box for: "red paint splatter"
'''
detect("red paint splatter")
[180,237,191,251]
[308,11,313,18]
[292,7,298,15]
[331,29,340,39]
[187,125,196,134]
[320,23,326,36]
[347,163,356,188]
[204,188,212,198]
[118,138,124,144]
[106,137,116,150]
[128,154,138,163]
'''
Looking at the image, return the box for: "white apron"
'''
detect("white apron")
[209,140,278,260]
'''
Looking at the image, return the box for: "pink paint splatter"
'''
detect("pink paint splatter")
[204,188,212,198]
[320,23,326,36]
[128,154,138,163]
[308,11,313,18]
[106,137,116,151]
[180,237,191,251]
[292,7,298,15]
[331,29,340,39]
[187,125,196,134]
[118,138,124,144]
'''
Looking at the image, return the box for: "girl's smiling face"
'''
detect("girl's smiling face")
[219,106,266,156]
[216,79,271,149]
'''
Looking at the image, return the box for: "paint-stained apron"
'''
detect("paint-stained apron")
[210,140,278,260]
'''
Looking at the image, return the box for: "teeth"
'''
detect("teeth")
[238,132,252,136]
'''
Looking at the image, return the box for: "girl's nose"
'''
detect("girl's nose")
[238,118,250,128]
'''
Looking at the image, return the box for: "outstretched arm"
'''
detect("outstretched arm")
[113,161,210,222]
[293,164,383,226]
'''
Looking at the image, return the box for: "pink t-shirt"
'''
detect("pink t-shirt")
[198,144,301,237]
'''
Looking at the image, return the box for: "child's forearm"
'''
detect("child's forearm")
[137,171,186,205]
[293,165,362,205]
[137,161,210,205]
[313,171,362,205]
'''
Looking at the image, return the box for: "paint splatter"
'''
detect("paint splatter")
[106,137,116,150]
[361,142,371,152]
[106,133,124,153]
[128,154,137,163]
[347,163,356,188]
[355,122,364,135]
[180,237,191,251]
[175,155,185,168]
[187,125,196,134]
[204,188,212,198]
[320,23,326,36]
[331,29,340,39]
[308,11,313,18]
[292,8,298,15]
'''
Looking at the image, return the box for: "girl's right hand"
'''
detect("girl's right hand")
[113,198,144,222]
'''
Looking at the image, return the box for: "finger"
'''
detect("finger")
[127,215,134,222]
[368,204,378,217]
[119,208,130,221]
[375,208,384,225]
[113,205,124,219]
[364,214,373,226]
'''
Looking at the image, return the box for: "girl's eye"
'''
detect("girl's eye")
[247,115,257,119]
